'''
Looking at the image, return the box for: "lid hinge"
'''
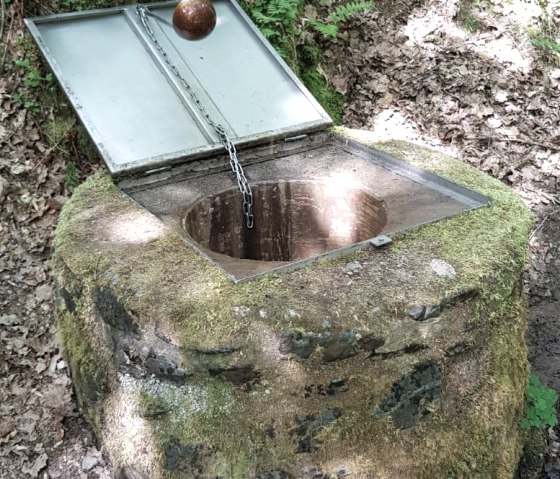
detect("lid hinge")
[284,134,308,143]
[144,165,172,176]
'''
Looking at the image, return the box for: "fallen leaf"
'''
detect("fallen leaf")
[332,74,349,94]
[35,284,52,303]
[487,117,503,129]
[22,453,48,478]
[0,315,19,326]
[0,176,8,203]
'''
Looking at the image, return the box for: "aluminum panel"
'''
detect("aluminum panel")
[148,2,326,137]
[35,12,211,174]
[25,1,332,176]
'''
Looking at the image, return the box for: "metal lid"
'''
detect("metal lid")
[25,1,332,176]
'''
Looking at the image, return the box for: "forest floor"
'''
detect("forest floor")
[1,0,559,478]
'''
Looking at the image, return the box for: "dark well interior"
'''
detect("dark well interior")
[184,181,388,262]
[126,135,487,281]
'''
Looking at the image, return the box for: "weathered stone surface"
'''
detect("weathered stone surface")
[304,379,348,398]
[115,465,149,479]
[163,439,210,474]
[53,133,534,478]
[280,330,386,362]
[430,259,456,278]
[408,305,425,320]
[409,289,477,321]
[292,408,343,453]
[255,470,294,479]
[81,448,103,472]
[93,287,139,334]
[372,362,442,429]
[279,331,319,359]
[515,428,547,479]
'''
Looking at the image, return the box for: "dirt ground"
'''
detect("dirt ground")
[0,0,559,478]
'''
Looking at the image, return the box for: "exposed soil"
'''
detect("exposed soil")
[527,207,560,396]
[527,207,560,477]
[0,0,559,478]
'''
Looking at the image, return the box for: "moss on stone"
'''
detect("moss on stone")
[298,43,345,124]
[516,426,547,479]
[301,66,345,124]
[53,134,534,478]
[137,378,269,478]
[58,308,110,431]
[336,131,535,275]
[54,267,115,433]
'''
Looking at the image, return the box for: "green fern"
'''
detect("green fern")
[259,27,280,39]
[240,0,371,121]
[330,1,374,24]
[250,9,277,24]
[309,1,374,37]
[307,19,338,37]
[266,0,300,20]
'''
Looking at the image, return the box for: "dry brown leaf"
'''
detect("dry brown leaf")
[332,74,349,94]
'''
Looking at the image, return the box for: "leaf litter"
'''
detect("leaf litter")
[1,0,560,477]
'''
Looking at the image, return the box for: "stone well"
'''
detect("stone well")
[53,132,534,479]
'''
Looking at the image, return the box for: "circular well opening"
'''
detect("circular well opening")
[184,180,387,262]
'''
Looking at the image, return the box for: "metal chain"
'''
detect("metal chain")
[136,5,254,229]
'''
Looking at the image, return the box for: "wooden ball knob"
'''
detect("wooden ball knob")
[173,0,217,41]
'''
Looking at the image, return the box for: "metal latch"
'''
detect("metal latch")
[370,235,392,248]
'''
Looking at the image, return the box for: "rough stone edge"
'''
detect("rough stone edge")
[51,132,532,479]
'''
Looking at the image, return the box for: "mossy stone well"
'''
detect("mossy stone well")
[53,129,534,479]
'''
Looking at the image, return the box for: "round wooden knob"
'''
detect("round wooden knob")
[173,0,217,41]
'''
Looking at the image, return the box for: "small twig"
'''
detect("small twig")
[0,0,14,70]
[530,213,550,241]
[0,0,6,46]
[465,136,560,152]
[499,147,535,179]
[38,120,77,164]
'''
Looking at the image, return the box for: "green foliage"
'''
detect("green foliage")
[529,30,560,66]
[307,20,338,37]
[11,54,53,113]
[242,0,372,122]
[456,0,500,34]
[58,0,133,13]
[308,1,373,37]
[461,13,482,34]
[530,36,560,55]
[246,0,372,54]
[60,0,86,11]
[64,160,80,193]
[298,43,344,123]
[327,1,372,32]
[525,0,560,65]
[14,57,53,88]
[246,0,303,65]
[11,92,41,113]
[520,373,558,430]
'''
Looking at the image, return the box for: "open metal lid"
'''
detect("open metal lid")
[25,1,332,176]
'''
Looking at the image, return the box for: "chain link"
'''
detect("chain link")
[136,5,254,228]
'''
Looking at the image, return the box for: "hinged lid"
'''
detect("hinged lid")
[25,1,332,176]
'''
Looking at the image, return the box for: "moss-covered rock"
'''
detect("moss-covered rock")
[53,131,534,478]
